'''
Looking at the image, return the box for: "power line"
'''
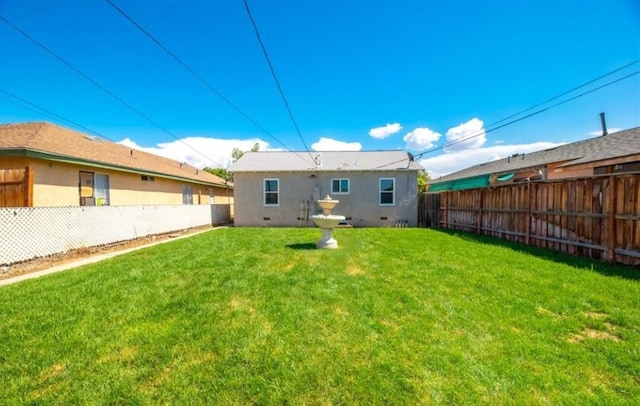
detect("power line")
[0,88,110,139]
[377,67,640,169]
[485,59,640,128]
[242,0,314,161]
[433,69,640,157]
[0,88,234,182]
[0,14,227,169]
[104,0,306,160]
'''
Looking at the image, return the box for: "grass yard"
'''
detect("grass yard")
[0,228,638,404]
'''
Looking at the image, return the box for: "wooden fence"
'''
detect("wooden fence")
[421,174,640,266]
[0,167,33,207]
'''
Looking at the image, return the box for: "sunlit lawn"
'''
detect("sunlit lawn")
[0,228,638,404]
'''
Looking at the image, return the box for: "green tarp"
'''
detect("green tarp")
[428,174,491,192]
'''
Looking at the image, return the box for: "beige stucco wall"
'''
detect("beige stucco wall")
[0,157,232,207]
[233,170,419,227]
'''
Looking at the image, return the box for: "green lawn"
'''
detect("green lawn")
[0,228,638,404]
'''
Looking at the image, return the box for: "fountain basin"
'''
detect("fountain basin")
[310,214,346,229]
[311,195,345,249]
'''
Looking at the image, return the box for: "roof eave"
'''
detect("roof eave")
[0,148,230,188]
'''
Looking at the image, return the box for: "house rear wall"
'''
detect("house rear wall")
[233,170,418,227]
[0,157,232,206]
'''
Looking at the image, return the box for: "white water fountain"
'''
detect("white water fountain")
[311,195,346,249]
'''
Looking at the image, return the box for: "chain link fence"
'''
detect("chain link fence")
[1,205,230,265]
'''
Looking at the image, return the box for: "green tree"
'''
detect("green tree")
[205,143,261,182]
[203,167,232,182]
[417,170,431,193]
[232,142,260,162]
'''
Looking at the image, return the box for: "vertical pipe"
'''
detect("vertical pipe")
[600,112,608,136]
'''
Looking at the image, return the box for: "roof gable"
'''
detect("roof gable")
[0,122,229,187]
[231,150,423,172]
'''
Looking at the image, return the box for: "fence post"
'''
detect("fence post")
[24,166,34,207]
[606,175,617,262]
[442,192,448,228]
[525,181,532,245]
[477,189,483,234]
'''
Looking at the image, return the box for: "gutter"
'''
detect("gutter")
[0,148,230,189]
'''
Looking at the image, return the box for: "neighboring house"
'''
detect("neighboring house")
[230,150,423,227]
[0,122,233,207]
[429,127,640,192]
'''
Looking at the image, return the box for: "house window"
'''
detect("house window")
[379,178,395,206]
[95,174,110,206]
[141,175,155,182]
[182,185,193,205]
[264,178,279,206]
[79,171,110,206]
[79,171,95,206]
[331,178,350,194]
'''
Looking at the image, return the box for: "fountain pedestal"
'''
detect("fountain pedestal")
[310,195,345,249]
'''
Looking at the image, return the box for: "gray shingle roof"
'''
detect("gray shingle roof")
[430,127,640,183]
[231,151,424,172]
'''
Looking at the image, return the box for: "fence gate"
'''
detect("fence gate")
[419,193,441,228]
[0,167,33,207]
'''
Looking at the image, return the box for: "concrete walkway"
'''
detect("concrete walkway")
[0,227,221,287]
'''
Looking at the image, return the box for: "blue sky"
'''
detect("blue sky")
[1,0,639,177]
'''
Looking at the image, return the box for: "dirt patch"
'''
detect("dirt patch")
[0,226,213,281]
[568,328,622,343]
[583,311,609,320]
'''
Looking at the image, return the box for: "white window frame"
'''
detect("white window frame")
[379,178,395,206]
[264,178,280,207]
[331,178,350,195]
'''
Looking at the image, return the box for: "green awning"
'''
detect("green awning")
[496,172,515,182]
[428,174,491,192]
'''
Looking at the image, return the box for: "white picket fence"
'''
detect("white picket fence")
[1,205,231,265]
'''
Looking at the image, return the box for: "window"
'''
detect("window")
[95,174,110,206]
[141,175,155,182]
[182,185,193,205]
[379,178,395,206]
[331,178,350,194]
[79,171,95,206]
[264,178,279,206]
[79,171,110,206]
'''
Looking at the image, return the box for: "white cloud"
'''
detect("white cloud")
[420,141,564,179]
[444,118,486,152]
[118,137,273,169]
[403,127,442,150]
[369,123,402,139]
[311,137,362,151]
[588,127,622,137]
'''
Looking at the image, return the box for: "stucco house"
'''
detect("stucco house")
[230,150,423,227]
[0,122,233,207]
[428,126,640,192]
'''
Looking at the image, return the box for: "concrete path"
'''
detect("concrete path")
[0,227,222,287]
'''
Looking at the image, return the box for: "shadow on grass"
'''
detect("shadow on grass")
[286,243,316,250]
[430,228,640,281]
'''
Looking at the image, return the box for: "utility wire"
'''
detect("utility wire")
[378,68,640,169]
[104,0,305,161]
[242,0,315,161]
[0,88,235,179]
[0,88,109,139]
[485,59,639,128]
[0,14,227,169]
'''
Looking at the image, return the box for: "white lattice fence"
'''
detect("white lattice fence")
[0,205,222,265]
